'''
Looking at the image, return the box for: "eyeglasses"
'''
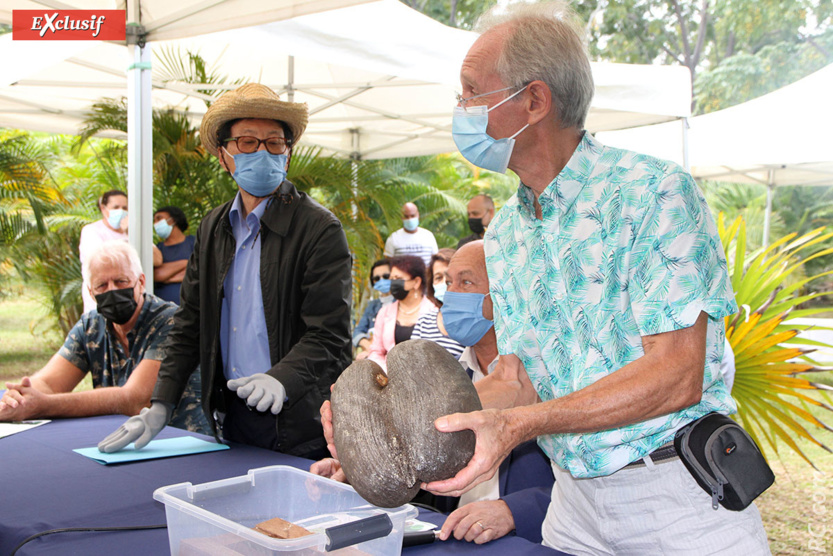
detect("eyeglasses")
[223,136,291,155]
[371,273,390,284]
[91,278,133,295]
[455,85,522,112]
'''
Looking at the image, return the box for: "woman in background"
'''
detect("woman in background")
[413,249,464,360]
[353,259,392,360]
[152,206,195,305]
[366,255,433,370]
[79,190,128,312]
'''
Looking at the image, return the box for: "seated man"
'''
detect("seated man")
[0,240,208,434]
[314,240,554,545]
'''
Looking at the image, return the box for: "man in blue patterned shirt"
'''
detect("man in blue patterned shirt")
[424,3,769,554]
[0,241,207,434]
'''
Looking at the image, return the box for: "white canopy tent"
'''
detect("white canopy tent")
[1,0,693,279]
[1,0,693,158]
[598,63,833,245]
[0,0,376,41]
[1,0,376,279]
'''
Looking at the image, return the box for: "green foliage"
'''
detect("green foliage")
[399,0,498,28]
[577,0,712,73]
[701,181,786,253]
[154,46,243,101]
[578,0,829,70]
[76,46,240,238]
[719,214,833,468]
[0,132,101,335]
[288,147,516,322]
[693,53,772,113]
[0,44,517,342]
[694,31,833,113]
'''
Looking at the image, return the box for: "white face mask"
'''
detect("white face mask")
[452,85,529,174]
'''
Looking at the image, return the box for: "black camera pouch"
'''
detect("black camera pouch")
[674,412,774,511]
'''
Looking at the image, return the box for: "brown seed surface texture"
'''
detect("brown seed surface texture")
[331,339,481,507]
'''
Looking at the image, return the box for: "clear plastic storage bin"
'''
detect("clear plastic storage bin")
[153,465,417,556]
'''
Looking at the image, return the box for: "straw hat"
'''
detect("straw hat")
[200,83,308,157]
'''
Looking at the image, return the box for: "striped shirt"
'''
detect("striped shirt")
[412,306,464,360]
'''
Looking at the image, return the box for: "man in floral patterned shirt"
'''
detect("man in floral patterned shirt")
[0,241,207,434]
[424,3,769,554]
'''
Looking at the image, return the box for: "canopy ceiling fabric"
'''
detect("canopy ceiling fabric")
[0,0,377,42]
[597,63,833,188]
[0,0,692,160]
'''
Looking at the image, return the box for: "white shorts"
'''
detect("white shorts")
[542,458,771,555]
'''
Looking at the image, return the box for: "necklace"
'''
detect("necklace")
[398,302,421,316]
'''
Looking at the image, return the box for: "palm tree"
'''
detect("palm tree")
[0,132,117,334]
[719,214,833,468]
[12,46,522,336]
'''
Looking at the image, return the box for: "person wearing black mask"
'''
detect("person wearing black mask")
[0,241,207,435]
[364,255,434,370]
[457,194,495,248]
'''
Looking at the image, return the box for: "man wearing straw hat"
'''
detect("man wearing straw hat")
[99,83,352,460]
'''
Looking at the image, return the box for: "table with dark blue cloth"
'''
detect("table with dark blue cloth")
[0,414,562,555]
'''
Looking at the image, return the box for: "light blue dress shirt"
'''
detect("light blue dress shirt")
[220,193,272,380]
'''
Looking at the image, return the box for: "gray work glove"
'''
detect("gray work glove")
[227,373,286,414]
[97,401,173,453]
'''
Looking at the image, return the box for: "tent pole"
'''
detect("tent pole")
[287,56,295,102]
[682,117,690,172]
[350,129,360,219]
[763,170,775,248]
[126,1,154,294]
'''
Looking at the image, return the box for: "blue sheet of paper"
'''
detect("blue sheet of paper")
[74,436,229,465]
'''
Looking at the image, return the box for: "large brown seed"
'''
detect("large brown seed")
[331,339,482,507]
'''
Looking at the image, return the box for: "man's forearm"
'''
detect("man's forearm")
[501,323,706,445]
[482,310,709,448]
[38,388,148,419]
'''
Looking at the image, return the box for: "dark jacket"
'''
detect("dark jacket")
[456,232,483,249]
[153,180,352,457]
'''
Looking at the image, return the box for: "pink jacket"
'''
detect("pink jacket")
[367,296,435,371]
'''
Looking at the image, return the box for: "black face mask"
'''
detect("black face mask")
[389,279,409,301]
[95,286,138,325]
[468,217,485,235]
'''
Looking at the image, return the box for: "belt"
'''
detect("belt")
[623,441,678,469]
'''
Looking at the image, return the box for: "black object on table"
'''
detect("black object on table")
[0,414,561,555]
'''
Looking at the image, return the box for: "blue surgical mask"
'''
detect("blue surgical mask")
[452,85,529,174]
[403,217,419,232]
[154,219,173,240]
[433,282,447,303]
[373,278,391,294]
[229,149,287,197]
[107,208,126,229]
[440,291,493,346]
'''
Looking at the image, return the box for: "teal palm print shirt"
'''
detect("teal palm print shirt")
[484,133,738,478]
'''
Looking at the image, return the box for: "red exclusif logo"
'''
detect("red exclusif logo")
[13,10,126,40]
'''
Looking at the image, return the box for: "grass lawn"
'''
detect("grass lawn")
[0,291,91,391]
[0,292,831,553]
[753,394,833,555]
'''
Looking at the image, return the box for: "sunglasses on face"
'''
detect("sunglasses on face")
[371,273,390,284]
